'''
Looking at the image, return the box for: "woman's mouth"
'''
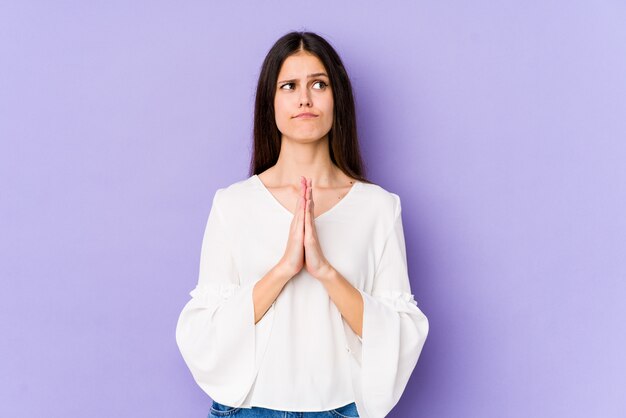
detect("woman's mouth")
[294,113,318,119]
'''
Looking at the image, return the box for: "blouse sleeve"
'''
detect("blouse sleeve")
[343,194,429,418]
[175,189,276,407]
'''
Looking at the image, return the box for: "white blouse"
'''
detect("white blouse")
[175,174,429,418]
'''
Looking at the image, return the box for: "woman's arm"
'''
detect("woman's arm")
[252,262,292,324]
[253,176,310,323]
[317,265,364,338]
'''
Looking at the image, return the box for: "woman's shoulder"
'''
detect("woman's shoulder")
[356,180,402,218]
[210,175,258,207]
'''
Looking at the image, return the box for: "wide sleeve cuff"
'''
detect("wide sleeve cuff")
[175,281,275,408]
[342,289,429,418]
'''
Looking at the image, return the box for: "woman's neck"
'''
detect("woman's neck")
[268,136,348,188]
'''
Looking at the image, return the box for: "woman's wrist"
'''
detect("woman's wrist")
[315,262,336,283]
[275,259,298,282]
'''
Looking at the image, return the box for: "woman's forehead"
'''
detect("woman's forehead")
[278,53,327,78]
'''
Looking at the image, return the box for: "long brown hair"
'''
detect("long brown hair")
[249,31,370,184]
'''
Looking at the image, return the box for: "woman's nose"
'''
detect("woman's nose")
[299,88,311,107]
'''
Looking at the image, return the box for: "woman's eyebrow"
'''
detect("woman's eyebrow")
[278,73,329,84]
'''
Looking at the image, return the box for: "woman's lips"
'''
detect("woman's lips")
[294,113,318,119]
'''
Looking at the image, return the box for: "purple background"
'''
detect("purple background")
[1,1,625,417]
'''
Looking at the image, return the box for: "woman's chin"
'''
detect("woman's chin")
[281,130,330,143]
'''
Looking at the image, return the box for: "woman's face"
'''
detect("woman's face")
[274,51,334,144]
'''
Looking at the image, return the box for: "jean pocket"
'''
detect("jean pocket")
[330,402,359,418]
[209,400,241,417]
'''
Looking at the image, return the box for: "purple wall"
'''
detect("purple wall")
[1,1,625,417]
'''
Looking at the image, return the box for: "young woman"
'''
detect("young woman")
[176,31,429,418]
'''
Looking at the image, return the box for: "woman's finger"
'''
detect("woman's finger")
[291,177,305,233]
[308,178,313,218]
[300,176,305,200]
[296,177,306,231]
[304,178,312,230]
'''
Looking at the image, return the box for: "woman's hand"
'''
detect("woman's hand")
[278,176,307,278]
[303,178,332,279]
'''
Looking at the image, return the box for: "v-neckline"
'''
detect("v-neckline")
[252,174,361,221]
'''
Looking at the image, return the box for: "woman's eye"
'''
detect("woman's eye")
[280,81,327,91]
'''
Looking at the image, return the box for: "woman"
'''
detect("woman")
[175,31,429,418]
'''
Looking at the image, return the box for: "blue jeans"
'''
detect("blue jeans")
[209,400,360,418]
